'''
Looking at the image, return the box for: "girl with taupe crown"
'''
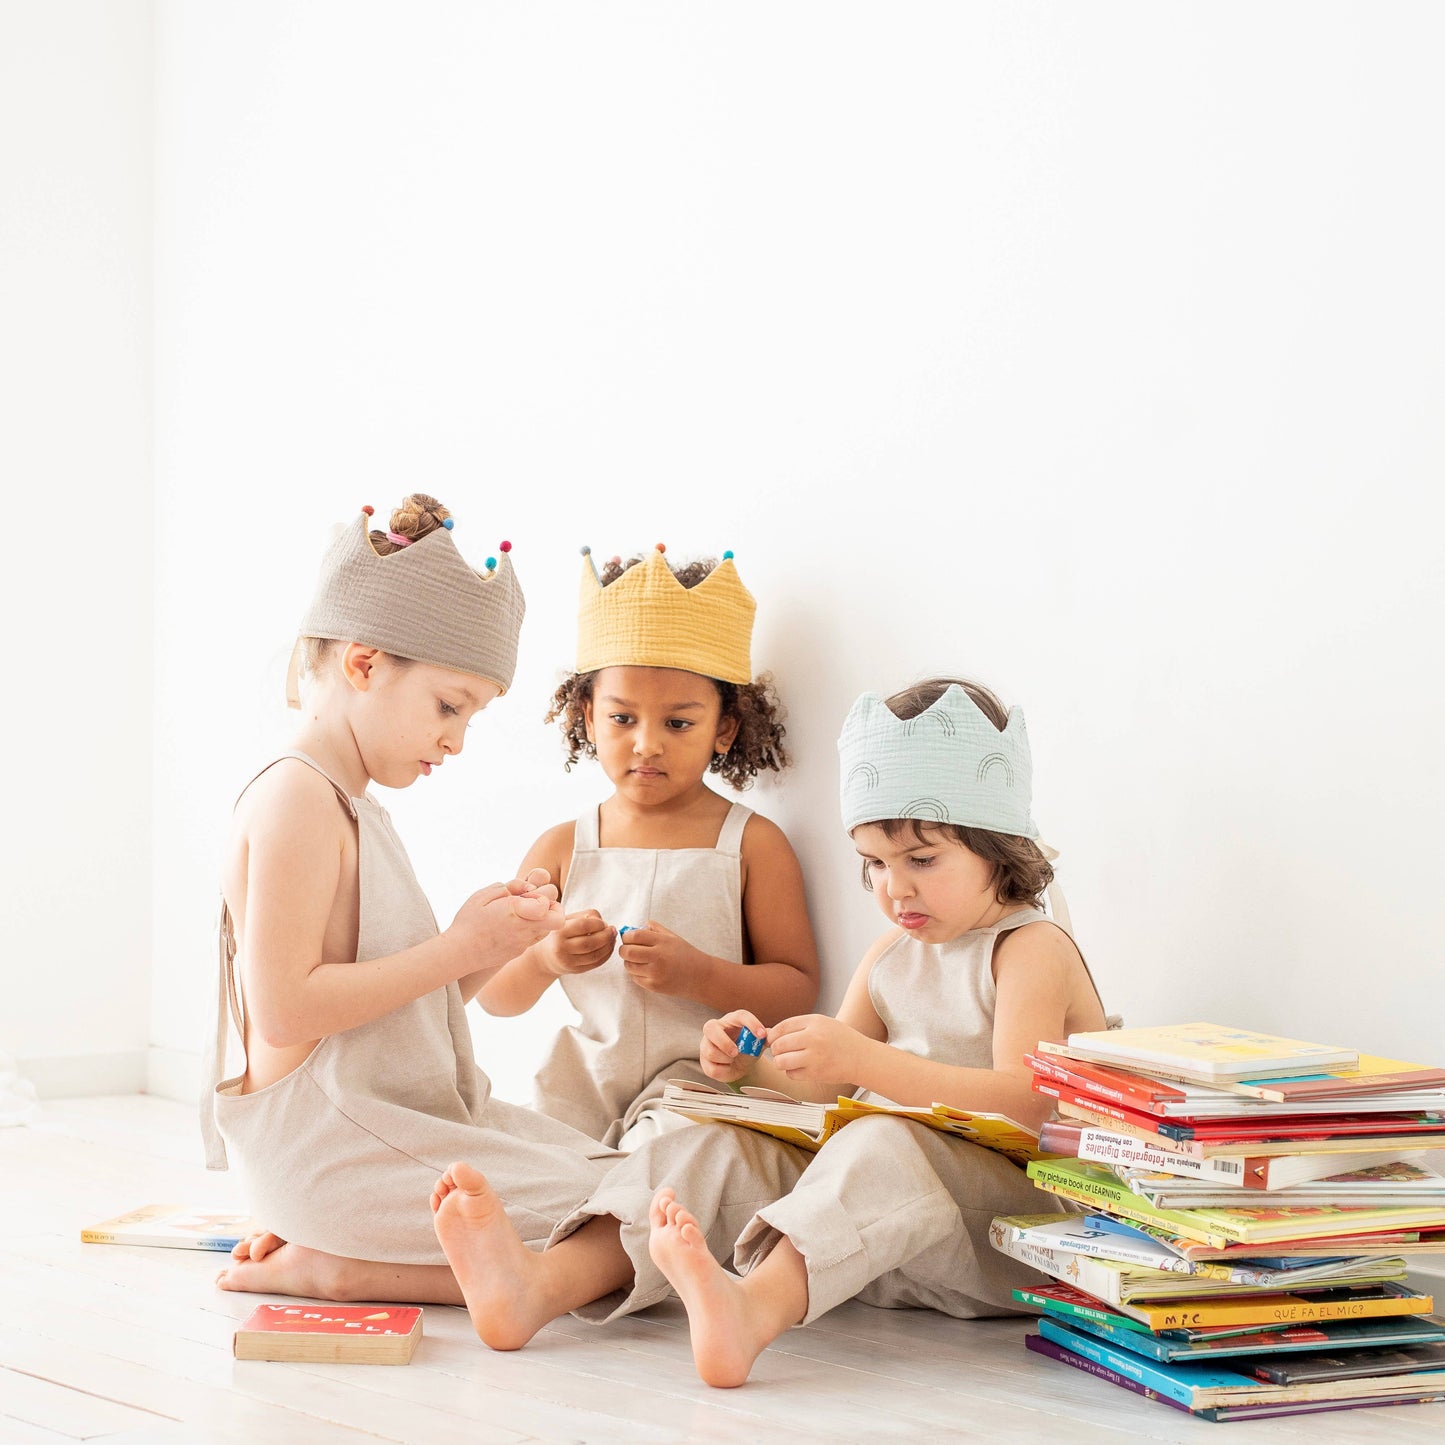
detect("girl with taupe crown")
[204,495,617,1303]
[478,544,820,1149]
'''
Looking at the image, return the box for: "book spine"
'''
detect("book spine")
[1024,1171,1229,1248]
[1035,1319,1200,1407]
[1056,1100,1207,1157]
[1077,1128,1248,1183]
[1024,1334,1196,1417]
[987,1223,1127,1303]
[1026,1052,1180,1113]
[1011,1288,1149,1333]
[1138,1293,1431,1331]
[1015,1223,1196,1274]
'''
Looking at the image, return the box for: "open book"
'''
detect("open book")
[660,1079,1047,1167]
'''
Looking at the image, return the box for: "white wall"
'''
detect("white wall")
[0,1,154,1093]
[9,4,1435,1112]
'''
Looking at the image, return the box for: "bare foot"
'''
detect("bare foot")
[431,1160,552,1350]
[230,1230,285,1264]
[215,1239,355,1298]
[648,1187,779,1388]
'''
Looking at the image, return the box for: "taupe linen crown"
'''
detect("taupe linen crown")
[286,512,525,706]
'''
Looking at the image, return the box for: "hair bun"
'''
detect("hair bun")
[370,493,452,555]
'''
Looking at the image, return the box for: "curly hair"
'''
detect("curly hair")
[547,551,789,790]
[858,677,1055,908]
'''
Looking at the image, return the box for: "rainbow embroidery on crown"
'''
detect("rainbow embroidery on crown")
[837,685,1039,838]
[575,545,756,684]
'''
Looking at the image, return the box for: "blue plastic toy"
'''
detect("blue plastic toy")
[734,1026,764,1057]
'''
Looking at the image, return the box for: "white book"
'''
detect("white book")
[1057,1023,1357,1083]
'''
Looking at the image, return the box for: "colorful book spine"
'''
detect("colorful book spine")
[1025,1051,1192,1115]
[1010,1286,1152,1334]
[1024,1333,1195,1417]
[1073,1127,1248,1183]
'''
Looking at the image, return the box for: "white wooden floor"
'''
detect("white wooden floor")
[3,1097,1444,1444]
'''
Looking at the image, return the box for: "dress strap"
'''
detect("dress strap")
[235,750,358,820]
[199,897,246,1170]
[574,806,601,850]
[714,802,752,855]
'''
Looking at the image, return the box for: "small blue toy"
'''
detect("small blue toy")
[734,1026,764,1057]
[618,925,636,936]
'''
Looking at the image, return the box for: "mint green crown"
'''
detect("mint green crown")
[837,685,1038,838]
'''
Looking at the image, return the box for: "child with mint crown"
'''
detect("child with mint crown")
[203,495,618,1305]
[428,676,1108,1383]
[478,544,820,1149]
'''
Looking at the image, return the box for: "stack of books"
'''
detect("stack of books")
[991,1022,1445,1422]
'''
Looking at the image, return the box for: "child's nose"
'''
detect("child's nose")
[885,870,913,899]
[633,726,663,756]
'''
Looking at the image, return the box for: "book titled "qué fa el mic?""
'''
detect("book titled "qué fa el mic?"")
[233,1304,422,1364]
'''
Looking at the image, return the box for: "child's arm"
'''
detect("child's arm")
[774,924,1086,1127]
[617,816,820,1021]
[473,823,616,1013]
[240,774,562,1046]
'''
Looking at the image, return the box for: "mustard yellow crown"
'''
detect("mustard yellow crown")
[576,545,755,684]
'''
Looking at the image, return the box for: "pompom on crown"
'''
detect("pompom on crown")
[287,501,525,707]
[575,543,755,684]
[837,683,1039,839]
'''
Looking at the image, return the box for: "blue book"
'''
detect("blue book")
[1036,1317,1445,1410]
[1052,1307,1445,1364]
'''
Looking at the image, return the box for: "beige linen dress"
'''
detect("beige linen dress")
[532,801,753,1149]
[200,753,618,1267]
[554,906,1075,1322]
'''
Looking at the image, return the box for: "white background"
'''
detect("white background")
[3,3,1442,1114]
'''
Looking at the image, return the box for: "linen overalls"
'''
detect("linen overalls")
[201,753,618,1267]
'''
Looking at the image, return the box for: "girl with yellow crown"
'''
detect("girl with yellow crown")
[427,676,1109,1385]
[204,495,618,1305]
[478,544,820,1149]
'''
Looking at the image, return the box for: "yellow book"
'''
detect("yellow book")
[660,1080,1047,1167]
[1131,1283,1434,1332]
[1051,1022,1357,1084]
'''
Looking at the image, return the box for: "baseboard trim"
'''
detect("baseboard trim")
[147,1045,202,1104]
[20,1051,147,1098]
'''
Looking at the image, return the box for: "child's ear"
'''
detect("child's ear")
[713,711,740,756]
[341,644,383,693]
[581,696,597,743]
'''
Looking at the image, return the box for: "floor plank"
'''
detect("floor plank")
[3,1096,1445,1443]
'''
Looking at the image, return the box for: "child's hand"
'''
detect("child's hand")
[450,877,564,973]
[618,919,705,997]
[767,1014,865,1087]
[700,1009,767,1083]
[535,908,616,977]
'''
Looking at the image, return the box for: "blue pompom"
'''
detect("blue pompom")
[723,550,734,560]
[484,556,497,570]
[442,517,455,529]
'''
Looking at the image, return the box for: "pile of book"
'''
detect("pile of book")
[991,1022,1445,1422]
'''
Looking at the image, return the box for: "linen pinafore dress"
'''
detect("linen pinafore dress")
[555,907,1082,1323]
[200,753,617,1267]
[532,802,752,1150]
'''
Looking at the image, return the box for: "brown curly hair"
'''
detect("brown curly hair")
[547,552,788,790]
[858,677,1055,908]
[300,494,450,675]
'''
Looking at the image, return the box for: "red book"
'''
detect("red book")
[1026,1051,1196,1116]
[233,1303,423,1363]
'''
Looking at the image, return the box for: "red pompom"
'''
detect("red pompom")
[361,505,375,516]
[499,539,512,553]
[655,542,666,553]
